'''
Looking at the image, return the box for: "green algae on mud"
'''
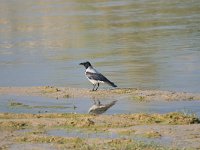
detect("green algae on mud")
[0,112,199,149]
[8,100,70,109]
[0,112,199,131]
[142,131,162,138]
[15,135,167,150]
[0,121,29,130]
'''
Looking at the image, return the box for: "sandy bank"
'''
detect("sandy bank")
[0,86,200,101]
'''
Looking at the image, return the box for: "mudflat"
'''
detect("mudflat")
[0,86,200,149]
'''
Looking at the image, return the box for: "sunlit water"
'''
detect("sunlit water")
[0,0,200,92]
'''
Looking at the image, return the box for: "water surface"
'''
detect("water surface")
[0,0,200,92]
[0,95,200,116]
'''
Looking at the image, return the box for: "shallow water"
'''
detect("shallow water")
[48,129,119,139]
[0,95,200,116]
[0,0,200,92]
[47,128,173,147]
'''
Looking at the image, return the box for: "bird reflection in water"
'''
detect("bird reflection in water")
[88,99,117,115]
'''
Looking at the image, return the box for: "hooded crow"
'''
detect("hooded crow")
[79,61,117,91]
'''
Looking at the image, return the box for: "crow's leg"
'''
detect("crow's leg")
[95,83,100,91]
[92,84,96,91]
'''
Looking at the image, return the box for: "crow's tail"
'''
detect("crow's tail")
[106,80,117,87]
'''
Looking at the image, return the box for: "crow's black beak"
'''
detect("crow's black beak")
[79,63,83,65]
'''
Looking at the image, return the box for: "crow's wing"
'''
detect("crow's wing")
[86,72,109,82]
[86,72,117,87]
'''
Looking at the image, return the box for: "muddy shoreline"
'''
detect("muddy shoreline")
[0,86,200,149]
[1,86,200,101]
